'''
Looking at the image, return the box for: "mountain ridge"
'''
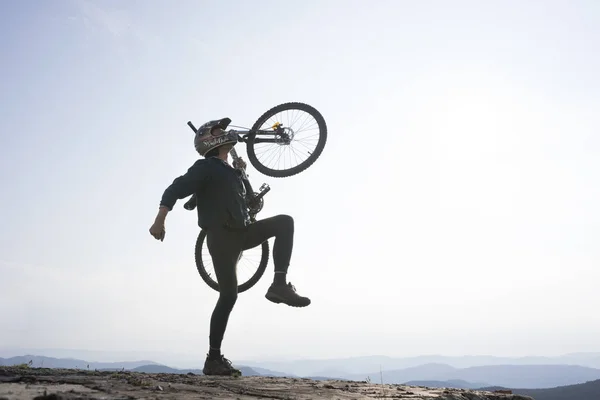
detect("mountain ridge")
[351,363,600,388]
[0,355,288,378]
[0,355,158,370]
[479,378,600,400]
[4,354,600,389]
[238,352,600,376]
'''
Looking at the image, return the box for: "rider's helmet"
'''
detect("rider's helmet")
[194,117,238,157]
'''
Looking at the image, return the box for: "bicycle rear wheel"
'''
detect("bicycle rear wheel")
[246,102,327,178]
[194,229,270,293]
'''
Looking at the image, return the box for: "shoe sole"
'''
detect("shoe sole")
[203,369,242,377]
[265,292,311,307]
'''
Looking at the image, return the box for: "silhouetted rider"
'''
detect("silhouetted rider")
[149,117,310,376]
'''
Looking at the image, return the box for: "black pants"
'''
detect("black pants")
[205,214,294,352]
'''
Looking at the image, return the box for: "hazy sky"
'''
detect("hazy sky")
[1,0,599,365]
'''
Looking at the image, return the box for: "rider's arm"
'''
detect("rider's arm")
[159,160,210,212]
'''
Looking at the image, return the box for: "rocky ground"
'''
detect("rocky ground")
[0,366,535,400]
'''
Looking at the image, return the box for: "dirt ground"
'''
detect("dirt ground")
[0,366,534,400]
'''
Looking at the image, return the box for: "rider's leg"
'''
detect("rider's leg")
[203,227,243,375]
[242,214,310,307]
[242,214,294,284]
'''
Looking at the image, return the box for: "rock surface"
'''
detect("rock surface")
[0,366,535,400]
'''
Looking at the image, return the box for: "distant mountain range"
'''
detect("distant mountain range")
[481,379,600,400]
[4,353,600,390]
[0,355,157,370]
[237,352,600,377]
[344,363,600,388]
[3,354,600,400]
[0,355,286,378]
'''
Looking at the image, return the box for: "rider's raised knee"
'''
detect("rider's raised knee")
[275,214,294,230]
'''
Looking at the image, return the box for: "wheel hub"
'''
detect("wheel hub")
[275,126,294,145]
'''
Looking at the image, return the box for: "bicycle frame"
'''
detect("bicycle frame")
[229,146,271,222]
[233,123,292,145]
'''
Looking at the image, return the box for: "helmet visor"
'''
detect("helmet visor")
[210,126,226,136]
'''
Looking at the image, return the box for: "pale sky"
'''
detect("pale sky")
[1,0,599,366]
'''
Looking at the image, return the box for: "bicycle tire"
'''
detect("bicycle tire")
[194,229,270,293]
[246,102,327,178]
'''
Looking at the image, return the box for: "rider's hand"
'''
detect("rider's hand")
[150,206,169,241]
[183,197,196,210]
[233,158,247,170]
[149,221,166,241]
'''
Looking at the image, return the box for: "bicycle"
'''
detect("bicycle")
[183,102,327,293]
